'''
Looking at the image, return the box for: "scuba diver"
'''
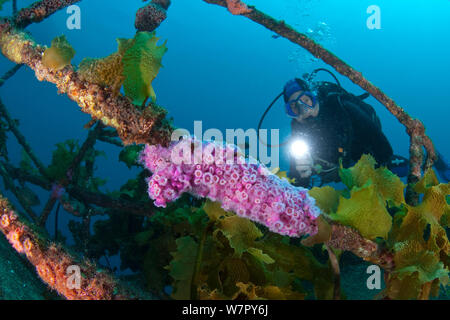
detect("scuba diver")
[258,68,450,188]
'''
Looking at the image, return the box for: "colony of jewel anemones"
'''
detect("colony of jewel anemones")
[140,137,321,237]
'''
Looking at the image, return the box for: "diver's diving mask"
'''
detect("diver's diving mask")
[285,91,317,118]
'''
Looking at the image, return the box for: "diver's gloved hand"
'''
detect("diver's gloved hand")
[387,155,409,177]
[294,154,314,179]
[388,153,450,183]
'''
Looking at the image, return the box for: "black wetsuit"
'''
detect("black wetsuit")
[289,81,393,187]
